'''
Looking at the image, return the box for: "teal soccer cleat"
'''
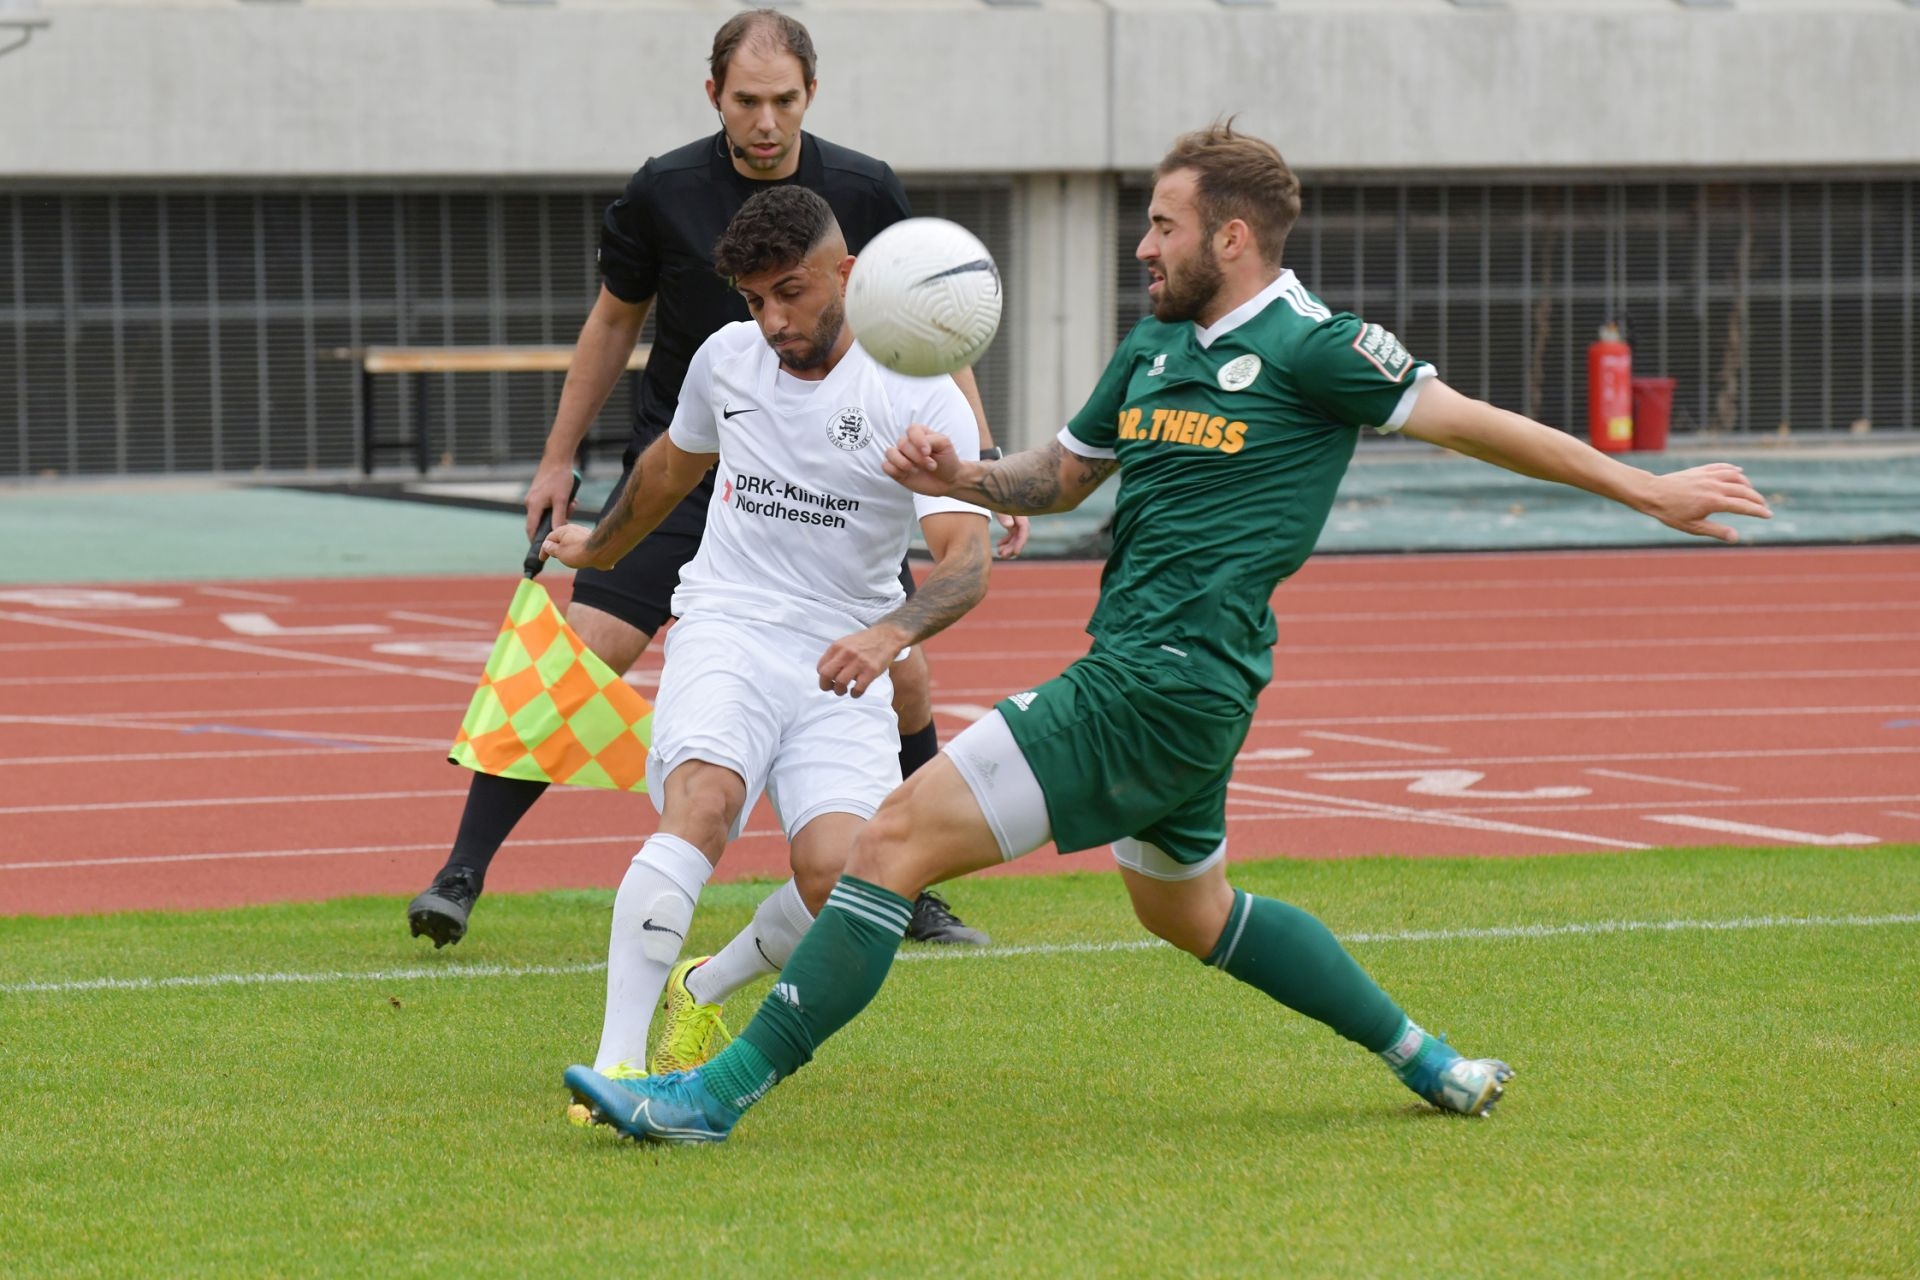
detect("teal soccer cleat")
[562,1064,739,1144]
[1394,1035,1514,1117]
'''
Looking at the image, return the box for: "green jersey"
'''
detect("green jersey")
[1063,270,1433,709]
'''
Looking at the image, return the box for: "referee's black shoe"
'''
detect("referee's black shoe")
[906,891,990,946]
[408,866,482,948]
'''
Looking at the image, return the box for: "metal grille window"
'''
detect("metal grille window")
[0,180,1017,477]
[1116,177,1919,439]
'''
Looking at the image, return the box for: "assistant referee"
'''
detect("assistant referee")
[407,9,1017,948]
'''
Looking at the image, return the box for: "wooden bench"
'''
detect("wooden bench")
[331,344,650,475]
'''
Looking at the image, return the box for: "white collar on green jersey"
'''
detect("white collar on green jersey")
[1194,269,1299,350]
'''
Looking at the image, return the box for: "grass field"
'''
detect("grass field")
[5,846,1918,1277]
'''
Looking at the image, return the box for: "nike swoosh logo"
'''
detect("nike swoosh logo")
[642,919,684,938]
[754,935,776,968]
[722,403,757,419]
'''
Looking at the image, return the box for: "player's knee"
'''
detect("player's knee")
[660,789,738,863]
[791,862,837,915]
[564,603,651,673]
[844,797,920,891]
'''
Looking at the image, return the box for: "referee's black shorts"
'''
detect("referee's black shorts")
[567,448,919,638]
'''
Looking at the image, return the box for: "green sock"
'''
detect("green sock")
[703,876,914,1115]
[1204,889,1407,1052]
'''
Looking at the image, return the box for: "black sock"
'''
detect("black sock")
[443,772,550,887]
[897,720,940,780]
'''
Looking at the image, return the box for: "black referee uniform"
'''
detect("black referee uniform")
[572,130,918,635]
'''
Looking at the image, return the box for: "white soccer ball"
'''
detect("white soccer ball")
[845,218,1003,377]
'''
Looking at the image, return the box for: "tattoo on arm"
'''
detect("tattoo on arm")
[956,442,1118,515]
[582,464,641,558]
[880,530,991,646]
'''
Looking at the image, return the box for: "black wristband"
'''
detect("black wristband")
[978,447,1004,461]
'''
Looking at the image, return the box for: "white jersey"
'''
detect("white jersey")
[666,320,986,642]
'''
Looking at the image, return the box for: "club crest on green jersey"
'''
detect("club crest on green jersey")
[1217,354,1261,392]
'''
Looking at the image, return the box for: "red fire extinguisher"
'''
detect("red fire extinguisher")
[1587,322,1633,452]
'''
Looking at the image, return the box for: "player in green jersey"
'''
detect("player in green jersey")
[563,122,1774,1143]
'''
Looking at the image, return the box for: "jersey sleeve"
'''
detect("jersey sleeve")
[1059,333,1140,458]
[1292,313,1436,433]
[597,168,660,305]
[665,334,721,454]
[905,377,989,524]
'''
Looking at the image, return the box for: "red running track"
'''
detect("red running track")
[2,545,1918,917]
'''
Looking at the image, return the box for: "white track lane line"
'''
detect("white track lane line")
[1257,704,1920,729]
[0,609,475,684]
[979,601,1920,629]
[0,668,367,688]
[8,911,1916,997]
[1235,745,1920,772]
[194,586,296,604]
[1583,769,1743,793]
[1300,730,1450,754]
[387,610,495,631]
[1433,793,1920,817]
[1226,780,1652,850]
[0,834,643,873]
[1642,815,1879,846]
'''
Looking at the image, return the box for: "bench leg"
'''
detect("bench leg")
[360,367,376,476]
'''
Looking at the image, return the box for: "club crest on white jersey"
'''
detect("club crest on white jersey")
[826,406,872,451]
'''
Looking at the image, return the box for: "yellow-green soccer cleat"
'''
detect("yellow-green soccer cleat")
[648,957,732,1076]
[566,1061,646,1128]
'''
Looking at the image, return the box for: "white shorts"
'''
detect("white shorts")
[943,710,1227,882]
[645,614,901,840]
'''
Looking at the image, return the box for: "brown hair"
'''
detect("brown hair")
[710,9,817,91]
[1154,120,1302,267]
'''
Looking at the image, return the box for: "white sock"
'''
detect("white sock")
[685,878,815,1007]
[592,832,712,1072]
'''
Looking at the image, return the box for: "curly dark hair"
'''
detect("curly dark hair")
[712,186,841,283]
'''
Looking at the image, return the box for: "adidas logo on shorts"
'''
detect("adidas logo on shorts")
[1008,691,1038,712]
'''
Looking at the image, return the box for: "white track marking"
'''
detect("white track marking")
[1258,704,1920,729]
[929,635,1920,664]
[195,586,296,604]
[1886,811,1920,822]
[931,703,996,723]
[9,911,1916,996]
[1643,815,1880,846]
[0,745,432,768]
[0,701,465,725]
[219,612,391,638]
[1435,793,1920,817]
[1265,668,1920,691]
[981,601,1920,629]
[1240,748,1314,762]
[1585,768,1741,793]
[386,610,494,631]
[0,833,643,873]
[0,589,180,610]
[1307,768,1589,800]
[0,668,366,688]
[0,610,475,685]
[1226,780,1649,849]
[1234,745,1920,772]
[372,641,499,664]
[0,783,627,818]
[1300,730,1450,754]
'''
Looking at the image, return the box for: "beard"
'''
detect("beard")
[776,294,846,372]
[1150,245,1225,324]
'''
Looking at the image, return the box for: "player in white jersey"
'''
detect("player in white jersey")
[542,186,993,1092]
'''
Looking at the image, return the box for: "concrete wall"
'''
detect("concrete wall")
[2,1,1915,180]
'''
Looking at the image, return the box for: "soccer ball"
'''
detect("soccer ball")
[846,218,1003,377]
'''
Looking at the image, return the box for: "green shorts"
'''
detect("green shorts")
[996,649,1252,866]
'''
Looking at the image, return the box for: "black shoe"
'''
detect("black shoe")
[407,866,482,948]
[905,890,990,946]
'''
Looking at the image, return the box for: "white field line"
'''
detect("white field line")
[1584,768,1742,793]
[1225,781,1653,850]
[387,610,494,630]
[0,610,475,685]
[0,702,468,725]
[981,568,1920,599]
[938,669,1920,699]
[7,911,1917,997]
[927,632,1920,663]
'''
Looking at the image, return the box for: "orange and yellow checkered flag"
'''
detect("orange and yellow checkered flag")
[448,579,653,791]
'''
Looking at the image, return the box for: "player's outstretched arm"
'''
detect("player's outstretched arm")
[884,426,1117,515]
[1399,379,1772,543]
[541,433,715,571]
[525,286,652,539]
[816,511,992,699]
[948,365,1030,558]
